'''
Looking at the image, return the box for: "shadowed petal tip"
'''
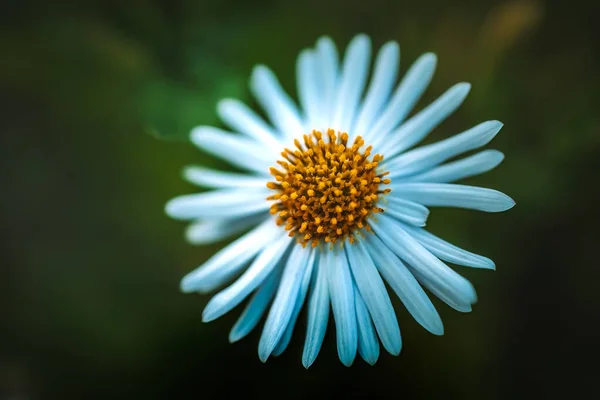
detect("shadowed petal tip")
[302,357,314,369]
[420,52,437,66]
[454,82,472,95]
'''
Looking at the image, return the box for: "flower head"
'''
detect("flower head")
[165,34,514,367]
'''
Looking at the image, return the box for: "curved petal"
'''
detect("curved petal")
[346,241,401,356]
[384,83,471,158]
[365,235,444,335]
[367,53,437,144]
[400,224,495,270]
[327,247,358,367]
[201,234,293,322]
[217,99,282,150]
[384,197,430,227]
[389,183,515,212]
[372,214,477,307]
[258,245,311,362]
[250,65,305,140]
[165,189,270,220]
[229,268,281,343]
[272,249,317,356]
[332,34,371,133]
[410,268,473,312]
[190,126,273,174]
[184,214,268,245]
[354,41,400,136]
[179,219,279,293]
[183,166,267,189]
[296,49,323,131]
[401,150,505,183]
[302,249,330,368]
[354,285,380,366]
[386,120,503,178]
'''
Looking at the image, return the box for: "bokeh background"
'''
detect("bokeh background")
[1,0,599,398]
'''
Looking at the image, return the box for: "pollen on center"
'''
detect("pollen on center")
[266,129,391,247]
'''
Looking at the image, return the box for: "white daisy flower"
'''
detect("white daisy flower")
[165,34,515,367]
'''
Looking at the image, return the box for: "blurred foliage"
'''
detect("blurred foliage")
[1,0,599,399]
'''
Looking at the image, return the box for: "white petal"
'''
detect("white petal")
[332,34,371,133]
[401,150,505,183]
[165,189,270,220]
[384,83,471,158]
[315,36,339,130]
[272,249,317,356]
[179,219,279,293]
[410,268,473,312]
[201,234,293,322]
[386,120,503,178]
[258,245,311,362]
[183,166,267,189]
[400,224,495,270]
[372,214,477,307]
[250,65,305,140]
[217,99,282,150]
[389,183,515,212]
[190,126,273,174]
[346,241,402,356]
[327,247,358,367]
[383,197,430,227]
[185,214,268,245]
[296,49,323,131]
[353,41,400,137]
[228,268,281,343]
[302,249,330,368]
[366,53,437,144]
[365,235,444,335]
[354,285,380,365]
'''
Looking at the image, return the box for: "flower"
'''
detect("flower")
[165,34,515,368]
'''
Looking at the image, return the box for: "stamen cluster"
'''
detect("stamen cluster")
[267,129,391,247]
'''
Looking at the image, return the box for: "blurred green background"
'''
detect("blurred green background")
[1,0,599,398]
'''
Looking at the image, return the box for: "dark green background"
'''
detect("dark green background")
[1,0,598,398]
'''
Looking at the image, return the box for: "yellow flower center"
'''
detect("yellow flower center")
[267,129,391,247]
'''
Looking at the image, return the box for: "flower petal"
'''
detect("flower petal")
[354,285,380,366]
[401,150,505,183]
[384,83,471,158]
[387,120,503,178]
[272,249,317,356]
[302,249,330,369]
[327,247,358,367]
[165,189,270,220]
[250,65,305,140]
[184,214,268,245]
[296,49,323,131]
[367,53,437,144]
[389,183,515,212]
[183,166,267,189]
[190,126,272,174]
[365,235,444,335]
[179,219,279,293]
[410,268,473,312]
[217,99,283,149]
[354,41,400,137]
[202,234,292,322]
[258,245,311,362]
[346,241,402,356]
[315,36,339,130]
[400,224,495,270]
[332,34,371,133]
[372,214,477,307]
[228,268,281,343]
[384,197,430,227]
